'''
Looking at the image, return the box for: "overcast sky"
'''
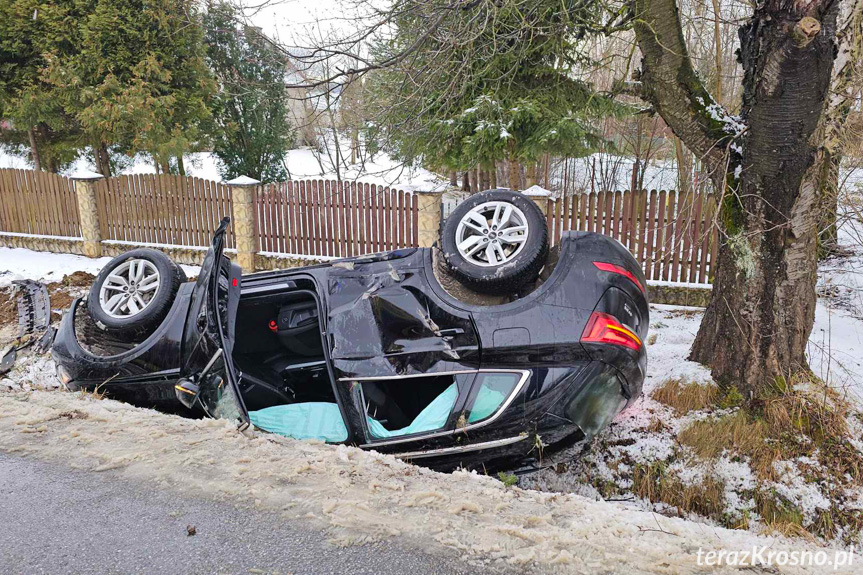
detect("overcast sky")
[239,0,372,48]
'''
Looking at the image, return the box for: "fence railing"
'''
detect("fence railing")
[0,168,81,237]
[257,181,418,259]
[546,189,717,284]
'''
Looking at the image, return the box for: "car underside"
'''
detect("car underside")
[52,190,649,470]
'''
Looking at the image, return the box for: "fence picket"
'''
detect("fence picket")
[654,191,667,281]
[0,169,714,285]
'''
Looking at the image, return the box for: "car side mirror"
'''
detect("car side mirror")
[174,377,200,409]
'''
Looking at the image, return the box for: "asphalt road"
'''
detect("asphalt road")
[0,452,474,575]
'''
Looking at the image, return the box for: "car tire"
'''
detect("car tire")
[86,249,186,336]
[441,189,548,294]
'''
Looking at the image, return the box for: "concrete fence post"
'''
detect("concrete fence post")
[225,175,261,271]
[522,185,553,217]
[71,170,105,258]
[415,188,444,248]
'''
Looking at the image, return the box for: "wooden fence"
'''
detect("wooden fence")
[257,181,419,258]
[0,168,717,285]
[95,174,235,249]
[546,189,717,284]
[0,168,81,237]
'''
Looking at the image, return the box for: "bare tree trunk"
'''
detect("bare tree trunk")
[634,0,847,397]
[816,0,862,256]
[816,151,842,255]
[466,169,474,194]
[94,141,112,177]
[490,161,497,188]
[508,157,519,190]
[351,128,359,164]
[543,154,550,188]
[673,137,692,193]
[525,161,537,188]
[710,0,723,104]
[177,156,186,177]
[461,172,470,192]
[689,1,840,396]
[449,170,457,187]
[28,127,43,171]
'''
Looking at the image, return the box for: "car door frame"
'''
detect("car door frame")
[235,270,354,444]
[176,217,249,428]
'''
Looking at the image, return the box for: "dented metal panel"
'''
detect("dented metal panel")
[327,260,479,379]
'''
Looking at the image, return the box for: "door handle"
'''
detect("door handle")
[438,328,465,337]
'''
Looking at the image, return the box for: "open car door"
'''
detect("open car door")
[175,217,248,428]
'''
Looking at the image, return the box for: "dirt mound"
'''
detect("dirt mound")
[0,290,16,326]
[59,271,96,288]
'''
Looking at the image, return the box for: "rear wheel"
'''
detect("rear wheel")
[441,189,548,294]
[87,249,185,336]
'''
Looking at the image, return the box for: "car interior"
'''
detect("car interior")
[229,289,350,442]
[361,376,458,439]
[230,288,477,443]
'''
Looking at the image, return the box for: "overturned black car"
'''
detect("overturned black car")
[52,189,648,470]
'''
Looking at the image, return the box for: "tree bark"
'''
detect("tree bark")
[27,127,42,171]
[508,158,519,190]
[525,161,537,188]
[710,0,723,104]
[490,161,497,188]
[94,141,112,177]
[632,0,731,187]
[673,137,692,193]
[689,0,840,395]
[634,0,850,397]
[815,0,862,256]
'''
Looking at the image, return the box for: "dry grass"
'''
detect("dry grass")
[678,411,779,478]
[673,378,863,543]
[632,462,727,522]
[651,378,720,415]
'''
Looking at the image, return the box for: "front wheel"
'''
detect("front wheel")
[441,189,548,294]
[86,248,186,335]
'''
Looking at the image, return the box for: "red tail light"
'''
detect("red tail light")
[581,312,642,351]
[593,261,645,294]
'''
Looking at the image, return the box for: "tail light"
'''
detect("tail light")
[593,261,645,294]
[581,312,642,351]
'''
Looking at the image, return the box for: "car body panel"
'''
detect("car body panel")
[52,227,649,469]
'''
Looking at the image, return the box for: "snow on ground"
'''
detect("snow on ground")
[522,302,863,545]
[0,387,858,575]
[2,185,863,568]
[0,247,200,289]
[522,209,863,547]
[0,146,444,190]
